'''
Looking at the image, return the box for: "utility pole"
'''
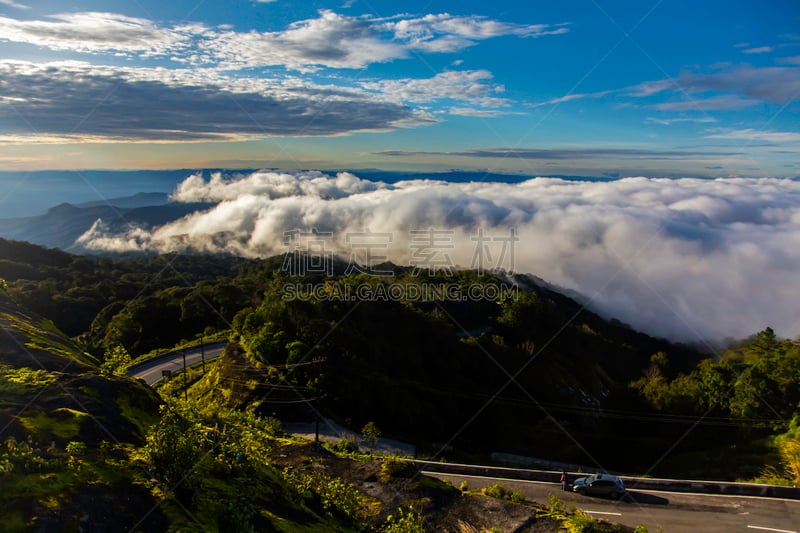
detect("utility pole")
[314,396,320,449]
[182,348,188,401]
[199,333,205,373]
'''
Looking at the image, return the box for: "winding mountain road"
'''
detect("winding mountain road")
[422,471,800,533]
[126,341,227,385]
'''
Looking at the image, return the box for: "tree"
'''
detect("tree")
[142,404,210,503]
[361,421,381,454]
[750,327,778,357]
[100,345,132,376]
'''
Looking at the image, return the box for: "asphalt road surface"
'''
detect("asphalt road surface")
[127,341,227,385]
[423,472,800,533]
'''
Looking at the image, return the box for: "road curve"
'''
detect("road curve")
[127,340,227,385]
[422,471,800,533]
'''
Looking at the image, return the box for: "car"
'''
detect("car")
[571,473,626,498]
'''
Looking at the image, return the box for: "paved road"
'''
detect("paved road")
[127,341,227,385]
[423,472,800,533]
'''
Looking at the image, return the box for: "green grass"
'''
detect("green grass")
[115,392,159,440]
[0,365,58,396]
[18,408,88,440]
[0,312,97,367]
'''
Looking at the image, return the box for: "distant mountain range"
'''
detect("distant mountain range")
[0,171,615,251]
[0,193,212,250]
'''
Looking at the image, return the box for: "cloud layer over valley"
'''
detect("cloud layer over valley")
[77,171,800,344]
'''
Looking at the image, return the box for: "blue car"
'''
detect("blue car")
[572,473,626,499]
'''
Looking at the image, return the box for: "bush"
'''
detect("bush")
[382,506,424,533]
[141,404,211,502]
[535,494,568,520]
[509,490,524,503]
[330,434,359,454]
[100,345,132,376]
[65,441,87,457]
[482,483,507,499]
[282,467,362,521]
[481,482,523,502]
[378,457,415,482]
[562,509,598,533]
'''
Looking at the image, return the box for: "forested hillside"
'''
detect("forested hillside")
[0,284,608,532]
[1,237,798,485]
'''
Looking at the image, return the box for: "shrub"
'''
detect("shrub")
[482,483,507,499]
[382,506,424,533]
[283,467,362,521]
[378,457,415,482]
[535,494,568,520]
[509,490,524,503]
[100,345,132,376]
[141,404,211,502]
[562,509,597,533]
[481,482,523,502]
[65,441,86,457]
[331,434,359,454]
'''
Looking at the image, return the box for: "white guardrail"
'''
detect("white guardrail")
[411,460,800,500]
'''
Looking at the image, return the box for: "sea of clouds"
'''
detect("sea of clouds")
[76,170,800,344]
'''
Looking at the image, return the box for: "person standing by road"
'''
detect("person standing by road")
[560,471,568,491]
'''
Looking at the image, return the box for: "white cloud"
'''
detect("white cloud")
[386,13,568,52]
[645,116,717,125]
[628,79,673,97]
[204,10,405,70]
[0,9,567,72]
[529,90,612,108]
[77,172,800,343]
[654,95,759,111]
[0,12,192,56]
[0,61,425,142]
[171,170,388,203]
[706,129,800,143]
[0,0,28,9]
[447,107,515,117]
[361,70,508,107]
[742,46,773,54]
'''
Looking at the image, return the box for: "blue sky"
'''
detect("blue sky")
[0,0,798,176]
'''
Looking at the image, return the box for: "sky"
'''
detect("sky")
[1,1,800,344]
[0,0,798,176]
